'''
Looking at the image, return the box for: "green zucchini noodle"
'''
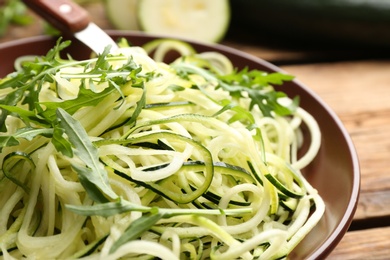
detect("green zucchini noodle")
[0,39,325,259]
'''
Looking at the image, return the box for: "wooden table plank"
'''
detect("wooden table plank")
[354,190,390,221]
[327,226,390,259]
[279,61,390,115]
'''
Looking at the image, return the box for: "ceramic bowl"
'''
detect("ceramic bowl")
[0,31,360,259]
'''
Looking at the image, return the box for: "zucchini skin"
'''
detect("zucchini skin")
[229,0,390,47]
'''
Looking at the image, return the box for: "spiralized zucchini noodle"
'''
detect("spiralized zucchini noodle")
[0,38,325,259]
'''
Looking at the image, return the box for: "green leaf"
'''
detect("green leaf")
[0,136,19,148]
[174,63,296,118]
[72,164,114,203]
[0,127,53,150]
[109,213,164,253]
[65,199,150,217]
[168,84,185,91]
[0,39,72,131]
[0,104,49,127]
[217,68,297,117]
[13,127,53,140]
[221,68,294,86]
[43,38,72,63]
[56,108,118,203]
[51,124,73,157]
[39,83,116,121]
[123,82,146,128]
[0,88,25,132]
[0,38,142,135]
[214,99,255,125]
[0,73,30,90]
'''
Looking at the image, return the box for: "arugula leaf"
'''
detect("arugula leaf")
[174,63,296,117]
[56,108,118,203]
[0,88,24,132]
[65,199,150,217]
[0,39,71,132]
[109,213,164,253]
[39,83,116,121]
[219,67,294,86]
[123,82,146,128]
[0,127,52,147]
[0,39,145,134]
[52,123,73,158]
[0,104,50,127]
[0,135,19,148]
[218,68,297,117]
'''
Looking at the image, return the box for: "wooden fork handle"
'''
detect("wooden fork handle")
[22,0,90,33]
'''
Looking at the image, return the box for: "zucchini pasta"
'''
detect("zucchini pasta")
[0,38,324,259]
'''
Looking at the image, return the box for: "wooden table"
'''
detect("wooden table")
[1,2,390,259]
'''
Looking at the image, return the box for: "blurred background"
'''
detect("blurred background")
[2,0,390,65]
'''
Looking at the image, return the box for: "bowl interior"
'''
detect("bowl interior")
[0,32,360,259]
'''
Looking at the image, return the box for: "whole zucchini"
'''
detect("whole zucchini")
[229,0,390,47]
